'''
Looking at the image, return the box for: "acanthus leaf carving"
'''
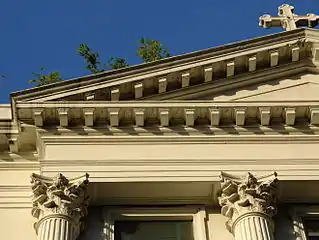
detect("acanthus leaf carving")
[30,173,90,234]
[218,172,278,233]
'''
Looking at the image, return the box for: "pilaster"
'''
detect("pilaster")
[218,172,278,240]
[31,173,90,240]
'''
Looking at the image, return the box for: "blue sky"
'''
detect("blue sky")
[0,0,318,102]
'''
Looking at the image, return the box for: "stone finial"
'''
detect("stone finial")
[31,173,90,234]
[218,172,278,233]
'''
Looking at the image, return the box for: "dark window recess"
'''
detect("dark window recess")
[304,219,319,240]
[114,220,194,240]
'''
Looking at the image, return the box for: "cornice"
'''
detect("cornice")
[16,100,319,108]
[15,100,319,130]
[11,29,310,99]
[10,29,317,104]
[38,134,319,144]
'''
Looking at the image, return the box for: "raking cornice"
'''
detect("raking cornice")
[9,28,319,103]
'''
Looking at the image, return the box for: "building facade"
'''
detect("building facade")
[2,26,319,240]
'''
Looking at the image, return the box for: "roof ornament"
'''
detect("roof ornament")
[259,4,319,31]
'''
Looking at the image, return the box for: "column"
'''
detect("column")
[31,173,90,240]
[233,213,274,240]
[218,172,278,240]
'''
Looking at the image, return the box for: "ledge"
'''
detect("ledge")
[16,100,319,128]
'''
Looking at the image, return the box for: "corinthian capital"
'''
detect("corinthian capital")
[30,173,90,231]
[218,172,278,233]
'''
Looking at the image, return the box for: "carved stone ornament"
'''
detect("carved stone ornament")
[218,172,278,233]
[30,173,90,233]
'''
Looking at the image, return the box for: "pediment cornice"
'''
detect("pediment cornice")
[10,28,319,103]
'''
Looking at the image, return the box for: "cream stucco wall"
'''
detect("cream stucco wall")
[0,208,36,239]
[0,154,39,239]
[206,209,233,240]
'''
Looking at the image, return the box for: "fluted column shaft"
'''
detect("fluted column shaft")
[233,213,274,240]
[36,215,78,240]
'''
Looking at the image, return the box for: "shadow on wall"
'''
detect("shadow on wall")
[78,207,106,240]
[274,204,295,240]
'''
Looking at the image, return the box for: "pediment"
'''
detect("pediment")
[10,28,319,103]
[201,73,319,101]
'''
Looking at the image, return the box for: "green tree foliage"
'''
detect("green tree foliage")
[137,37,171,63]
[29,67,62,86]
[77,38,170,74]
[27,38,171,86]
[107,57,129,70]
[77,44,104,73]
[77,44,129,73]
